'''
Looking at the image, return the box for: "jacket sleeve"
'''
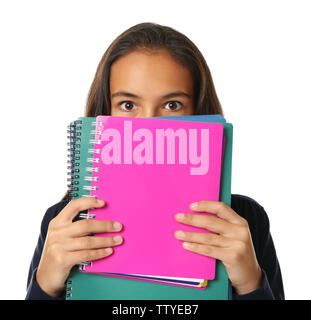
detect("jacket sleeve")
[26,200,69,300]
[231,195,285,300]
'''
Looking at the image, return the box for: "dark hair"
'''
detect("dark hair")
[63,22,224,200]
[85,22,223,117]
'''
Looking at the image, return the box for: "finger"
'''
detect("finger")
[181,241,228,262]
[175,213,233,234]
[68,247,114,266]
[55,197,106,224]
[66,219,123,238]
[189,201,246,225]
[174,230,231,248]
[64,235,123,251]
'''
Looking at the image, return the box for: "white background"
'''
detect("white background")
[0,0,310,300]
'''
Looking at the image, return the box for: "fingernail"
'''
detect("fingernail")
[97,199,105,205]
[176,213,185,220]
[183,242,192,249]
[190,202,198,209]
[113,235,122,243]
[175,230,186,239]
[105,248,112,253]
[113,222,122,230]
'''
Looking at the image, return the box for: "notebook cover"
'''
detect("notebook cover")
[87,114,227,286]
[80,116,223,279]
[66,115,232,300]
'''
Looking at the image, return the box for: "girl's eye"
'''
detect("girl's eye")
[164,101,182,111]
[119,101,137,112]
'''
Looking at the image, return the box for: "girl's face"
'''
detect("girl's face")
[110,49,195,117]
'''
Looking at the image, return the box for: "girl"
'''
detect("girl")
[26,22,284,300]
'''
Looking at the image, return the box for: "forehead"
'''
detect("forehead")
[109,49,193,96]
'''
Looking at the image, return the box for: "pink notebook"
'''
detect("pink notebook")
[80,116,224,280]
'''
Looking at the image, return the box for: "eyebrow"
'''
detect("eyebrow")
[111,90,191,100]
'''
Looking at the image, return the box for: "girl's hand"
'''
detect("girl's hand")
[174,201,262,295]
[36,197,123,298]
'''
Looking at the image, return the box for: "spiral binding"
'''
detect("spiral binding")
[65,118,98,297]
[77,119,103,272]
[66,121,77,200]
[66,121,76,298]
[66,120,98,201]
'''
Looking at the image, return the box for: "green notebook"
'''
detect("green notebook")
[66,115,233,300]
